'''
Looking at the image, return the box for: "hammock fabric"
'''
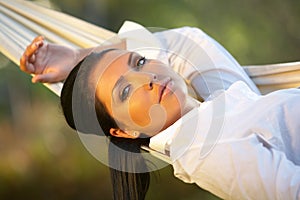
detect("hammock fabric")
[1,0,300,163]
[0,0,116,95]
[1,0,300,95]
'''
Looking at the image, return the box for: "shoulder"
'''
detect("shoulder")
[154,26,208,44]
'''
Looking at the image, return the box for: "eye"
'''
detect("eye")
[136,56,146,68]
[120,84,131,101]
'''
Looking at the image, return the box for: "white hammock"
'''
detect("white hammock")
[1,0,300,164]
[1,0,300,95]
[0,0,117,95]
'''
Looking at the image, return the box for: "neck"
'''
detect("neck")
[181,96,200,116]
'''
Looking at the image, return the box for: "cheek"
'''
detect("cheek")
[128,91,153,127]
[126,83,186,131]
[161,92,183,123]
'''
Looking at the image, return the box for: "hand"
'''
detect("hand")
[20,36,78,83]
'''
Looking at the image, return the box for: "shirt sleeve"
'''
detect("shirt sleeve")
[154,27,260,100]
[171,134,300,200]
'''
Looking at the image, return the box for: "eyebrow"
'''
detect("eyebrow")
[114,76,124,90]
[114,52,133,92]
[112,75,125,102]
[112,52,134,102]
[127,52,134,66]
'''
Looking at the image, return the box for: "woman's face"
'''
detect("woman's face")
[94,49,188,137]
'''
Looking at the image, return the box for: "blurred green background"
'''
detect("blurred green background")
[0,0,299,199]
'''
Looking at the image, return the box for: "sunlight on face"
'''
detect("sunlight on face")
[94,49,188,137]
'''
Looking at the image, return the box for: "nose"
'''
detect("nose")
[144,73,157,90]
[126,71,158,90]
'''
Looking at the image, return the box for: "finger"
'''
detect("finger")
[31,36,45,48]
[33,35,44,43]
[19,54,34,73]
[26,62,35,74]
[35,39,44,50]
[33,36,44,51]
[29,54,35,63]
[25,42,40,57]
[20,37,44,72]
[32,72,57,83]
[24,36,44,58]
[19,54,28,72]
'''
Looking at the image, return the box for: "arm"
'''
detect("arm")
[172,135,300,199]
[20,36,126,83]
[154,27,260,100]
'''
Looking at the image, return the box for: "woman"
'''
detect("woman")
[20,22,300,199]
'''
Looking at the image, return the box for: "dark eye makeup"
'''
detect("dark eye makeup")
[137,56,146,66]
[120,84,131,101]
[114,53,147,102]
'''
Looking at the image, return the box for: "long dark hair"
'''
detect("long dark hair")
[60,53,150,200]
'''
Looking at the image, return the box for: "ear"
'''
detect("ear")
[109,128,140,139]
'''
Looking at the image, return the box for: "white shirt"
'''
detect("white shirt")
[153,27,260,99]
[150,81,300,200]
[117,21,300,199]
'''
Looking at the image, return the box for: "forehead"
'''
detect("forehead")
[94,49,131,112]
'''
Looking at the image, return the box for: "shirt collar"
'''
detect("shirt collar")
[149,102,201,155]
[149,81,261,161]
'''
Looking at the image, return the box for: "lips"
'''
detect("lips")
[158,77,171,103]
